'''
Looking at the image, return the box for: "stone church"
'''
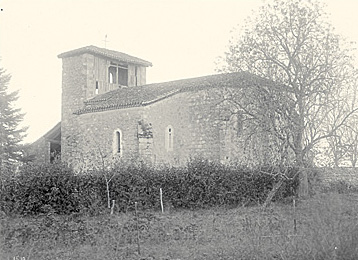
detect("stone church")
[28,45,277,169]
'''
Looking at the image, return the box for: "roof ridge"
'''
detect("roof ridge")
[58,45,152,67]
[142,89,181,105]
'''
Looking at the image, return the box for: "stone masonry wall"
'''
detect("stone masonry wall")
[68,88,278,169]
[71,92,192,168]
[144,92,192,165]
[312,167,358,187]
[61,54,88,165]
[71,107,144,169]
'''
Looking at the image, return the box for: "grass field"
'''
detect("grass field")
[1,192,358,260]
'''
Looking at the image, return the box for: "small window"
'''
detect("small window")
[113,129,122,156]
[168,128,172,149]
[95,81,99,94]
[165,125,174,152]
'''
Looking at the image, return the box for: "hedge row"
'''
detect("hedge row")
[0,160,299,216]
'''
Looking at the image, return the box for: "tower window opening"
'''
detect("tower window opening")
[108,63,128,86]
[118,67,128,86]
[109,66,117,84]
[95,81,99,94]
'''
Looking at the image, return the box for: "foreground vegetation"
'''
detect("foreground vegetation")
[0,161,298,216]
[2,162,357,259]
[1,192,358,260]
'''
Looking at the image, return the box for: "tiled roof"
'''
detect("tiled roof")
[43,122,61,140]
[75,72,275,115]
[58,45,152,67]
[31,122,61,144]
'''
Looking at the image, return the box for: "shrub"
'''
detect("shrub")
[0,159,298,216]
[326,180,357,194]
[1,163,80,215]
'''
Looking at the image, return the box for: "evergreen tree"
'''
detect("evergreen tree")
[0,66,27,172]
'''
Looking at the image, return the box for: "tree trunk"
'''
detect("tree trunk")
[294,125,308,197]
[298,169,308,197]
[262,179,284,209]
[296,153,308,197]
[295,95,309,197]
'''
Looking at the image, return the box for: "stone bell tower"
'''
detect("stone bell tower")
[57,45,152,164]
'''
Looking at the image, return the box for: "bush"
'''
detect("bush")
[0,159,298,216]
[325,180,358,194]
[1,163,80,215]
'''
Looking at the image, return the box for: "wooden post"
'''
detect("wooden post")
[293,197,297,233]
[110,199,115,215]
[160,188,164,213]
[135,202,141,255]
[106,178,110,209]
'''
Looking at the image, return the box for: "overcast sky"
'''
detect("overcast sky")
[1,0,358,143]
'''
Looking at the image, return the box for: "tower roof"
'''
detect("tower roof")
[58,45,152,67]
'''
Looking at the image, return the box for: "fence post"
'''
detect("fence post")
[160,188,164,213]
[293,197,297,233]
[110,199,115,215]
[135,202,141,255]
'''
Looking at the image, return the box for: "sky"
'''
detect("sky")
[1,0,358,143]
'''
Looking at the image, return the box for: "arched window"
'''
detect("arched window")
[95,81,99,95]
[165,125,174,152]
[109,66,117,84]
[113,129,122,156]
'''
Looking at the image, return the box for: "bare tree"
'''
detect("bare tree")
[65,134,118,212]
[325,70,358,167]
[218,0,358,196]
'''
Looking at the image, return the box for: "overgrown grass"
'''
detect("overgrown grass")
[2,192,358,260]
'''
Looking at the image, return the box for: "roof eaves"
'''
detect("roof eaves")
[75,84,216,115]
[74,101,144,115]
[84,97,108,105]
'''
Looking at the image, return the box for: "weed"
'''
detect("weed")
[2,192,358,259]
